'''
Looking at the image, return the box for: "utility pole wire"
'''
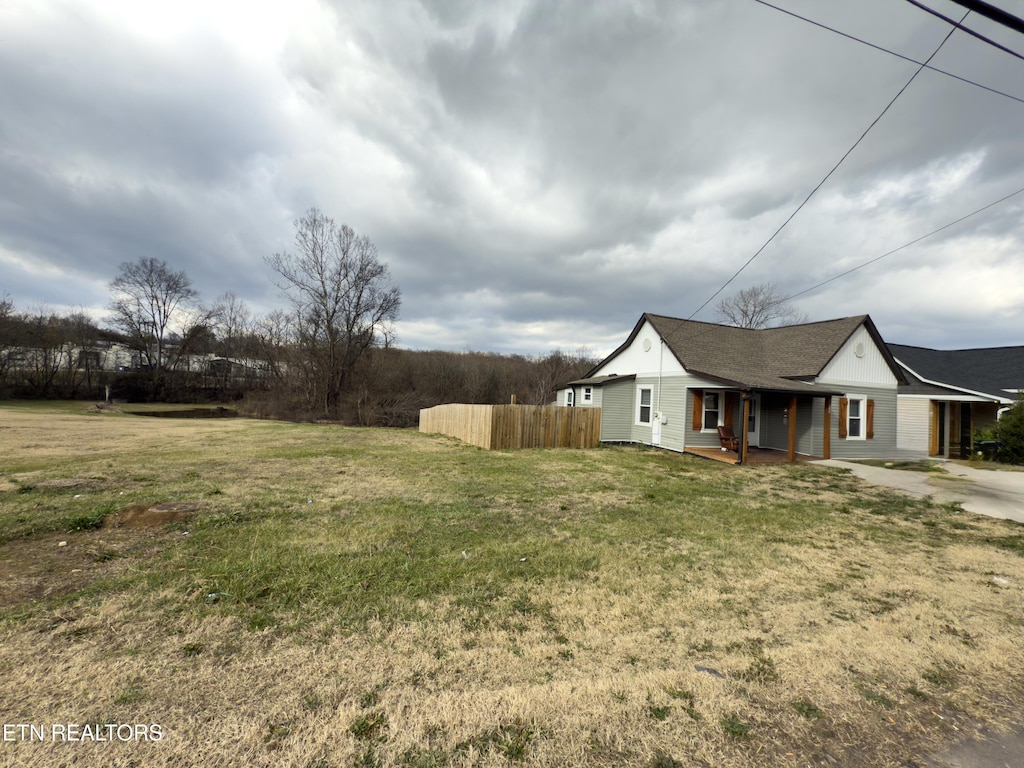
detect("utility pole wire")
[687,10,969,320]
[903,0,1024,61]
[944,0,1024,35]
[782,186,1024,303]
[752,0,1024,105]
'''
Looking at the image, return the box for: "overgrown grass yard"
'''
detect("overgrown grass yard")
[2,402,1024,767]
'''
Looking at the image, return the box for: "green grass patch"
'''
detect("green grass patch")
[792,700,824,719]
[720,713,751,740]
[5,404,1024,767]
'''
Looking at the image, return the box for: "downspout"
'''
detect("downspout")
[657,340,664,417]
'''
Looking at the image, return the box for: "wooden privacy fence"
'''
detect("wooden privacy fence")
[419,404,602,450]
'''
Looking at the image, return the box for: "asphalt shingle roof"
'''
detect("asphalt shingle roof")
[587,313,903,395]
[887,343,1024,402]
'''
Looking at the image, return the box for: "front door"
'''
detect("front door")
[959,403,972,458]
[747,395,760,448]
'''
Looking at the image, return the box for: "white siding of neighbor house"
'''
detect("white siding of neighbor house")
[590,320,686,378]
[557,387,601,408]
[896,396,932,453]
[818,325,899,388]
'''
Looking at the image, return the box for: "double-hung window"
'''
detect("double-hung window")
[848,397,863,438]
[637,387,653,425]
[843,395,867,440]
[583,387,593,404]
[703,392,720,430]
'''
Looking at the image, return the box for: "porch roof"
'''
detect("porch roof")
[687,369,845,397]
[567,373,636,386]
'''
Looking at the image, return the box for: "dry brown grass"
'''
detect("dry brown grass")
[1,403,1023,767]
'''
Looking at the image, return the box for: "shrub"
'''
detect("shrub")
[995,395,1024,465]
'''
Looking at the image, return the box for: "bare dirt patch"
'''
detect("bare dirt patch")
[0,529,182,611]
[0,502,199,611]
[102,500,201,529]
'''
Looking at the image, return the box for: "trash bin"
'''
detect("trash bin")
[975,440,1002,460]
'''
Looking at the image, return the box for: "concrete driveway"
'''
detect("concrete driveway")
[814,460,1024,524]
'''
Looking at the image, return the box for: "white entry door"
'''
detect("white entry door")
[747,396,760,448]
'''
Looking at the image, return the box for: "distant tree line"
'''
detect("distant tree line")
[0,208,597,425]
[0,295,594,425]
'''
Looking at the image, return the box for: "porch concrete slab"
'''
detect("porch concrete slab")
[814,459,1024,524]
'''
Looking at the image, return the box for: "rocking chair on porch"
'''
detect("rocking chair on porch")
[717,425,740,452]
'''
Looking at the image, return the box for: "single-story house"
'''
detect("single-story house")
[887,343,1024,458]
[557,313,907,463]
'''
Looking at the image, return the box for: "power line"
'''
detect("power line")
[902,0,1024,61]
[782,185,1024,302]
[687,10,969,320]
[944,0,1024,36]
[752,0,1024,105]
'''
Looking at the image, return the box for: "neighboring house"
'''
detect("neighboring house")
[557,313,906,463]
[887,343,1024,458]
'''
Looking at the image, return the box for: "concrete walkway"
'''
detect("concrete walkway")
[814,459,1024,524]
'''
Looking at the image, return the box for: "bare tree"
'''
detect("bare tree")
[64,309,101,397]
[266,208,401,417]
[22,305,72,397]
[108,257,199,372]
[0,295,15,392]
[715,283,807,329]
[530,347,597,404]
[211,292,252,357]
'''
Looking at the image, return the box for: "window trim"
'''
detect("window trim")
[702,390,721,432]
[636,386,653,425]
[565,388,574,407]
[583,386,593,403]
[845,394,866,441]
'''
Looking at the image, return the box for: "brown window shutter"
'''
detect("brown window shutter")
[866,399,875,439]
[692,390,703,431]
[838,397,848,439]
[724,392,736,428]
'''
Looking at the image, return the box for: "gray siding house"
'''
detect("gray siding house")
[558,313,906,463]
[888,344,1024,458]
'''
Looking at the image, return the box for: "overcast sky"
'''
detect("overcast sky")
[2,0,1024,356]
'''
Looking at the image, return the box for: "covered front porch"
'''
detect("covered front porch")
[685,386,841,465]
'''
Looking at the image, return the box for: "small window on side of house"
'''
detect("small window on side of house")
[583,387,592,403]
[703,392,720,430]
[638,387,652,424]
[566,389,574,407]
[848,397,862,438]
